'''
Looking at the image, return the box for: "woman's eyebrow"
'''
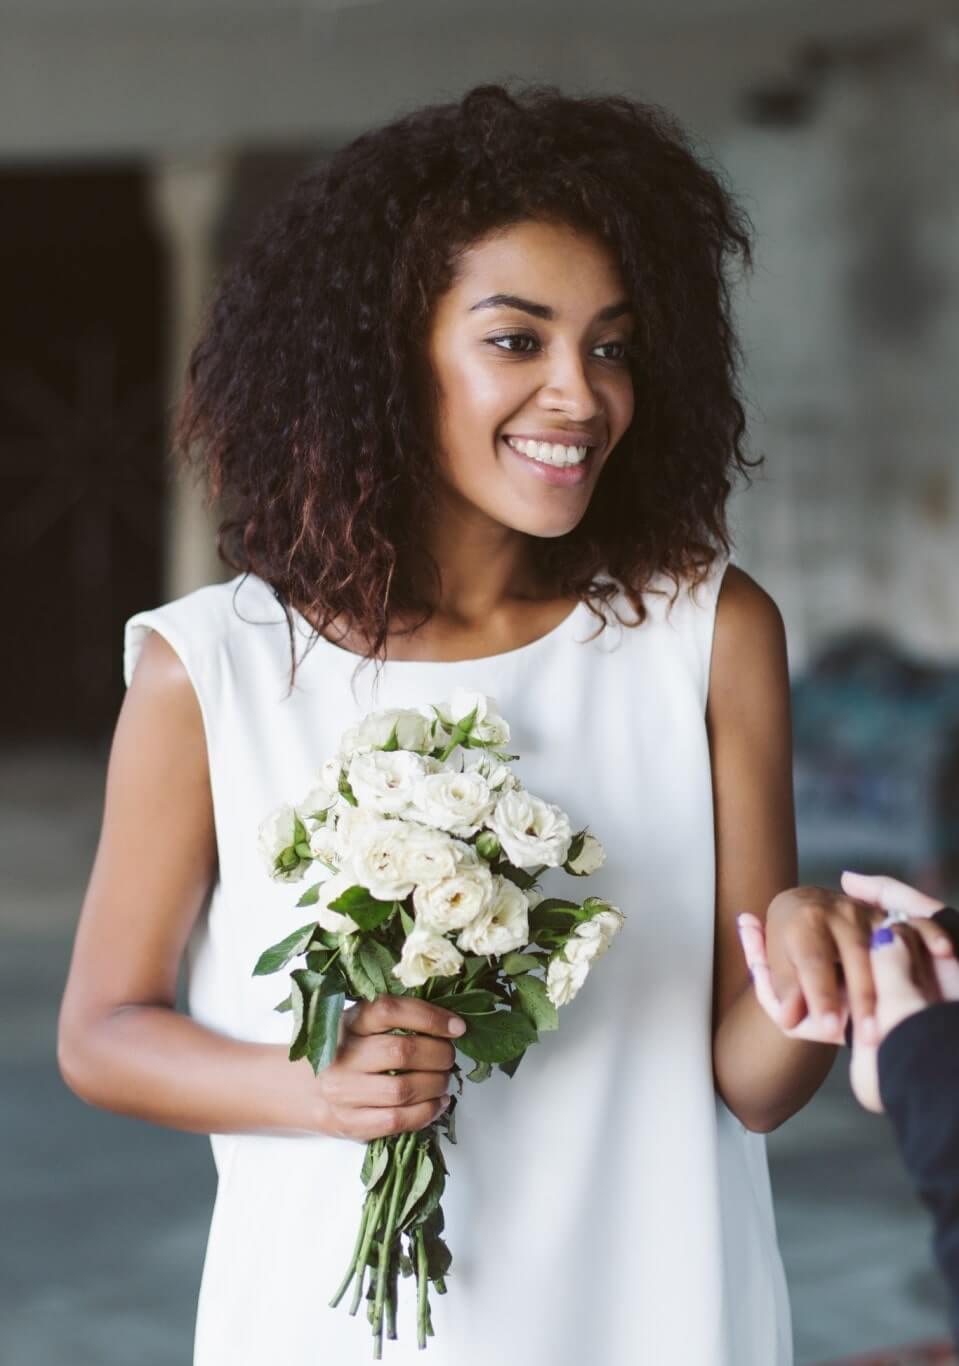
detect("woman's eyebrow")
[467,293,633,322]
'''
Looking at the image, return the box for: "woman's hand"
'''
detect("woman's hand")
[737,881,953,1048]
[315,995,465,1144]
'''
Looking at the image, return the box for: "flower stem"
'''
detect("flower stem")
[329,1177,375,1309]
[346,1149,399,1316]
[371,1130,417,1340]
[415,1225,429,1349]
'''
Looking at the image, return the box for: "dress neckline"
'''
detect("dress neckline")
[243,573,595,670]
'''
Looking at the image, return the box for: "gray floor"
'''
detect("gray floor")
[1,746,954,1366]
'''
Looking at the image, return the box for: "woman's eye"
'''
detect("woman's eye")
[487,334,633,361]
[594,341,632,361]
[488,333,539,353]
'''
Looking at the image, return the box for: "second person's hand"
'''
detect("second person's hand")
[738,882,954,1048]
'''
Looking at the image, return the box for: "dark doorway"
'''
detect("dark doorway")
[0,166,167,741]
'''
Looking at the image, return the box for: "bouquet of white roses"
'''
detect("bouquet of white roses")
[254,689,624,1357]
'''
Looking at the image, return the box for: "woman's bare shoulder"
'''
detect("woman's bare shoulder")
[709,565,789,720]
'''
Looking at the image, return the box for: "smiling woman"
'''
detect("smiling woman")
[175,81,755,674]
[425,220,636,538]
[58,81,809,1366]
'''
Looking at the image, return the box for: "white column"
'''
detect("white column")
[148,150,234,600]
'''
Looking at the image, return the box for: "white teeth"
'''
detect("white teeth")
[505,437,590,467]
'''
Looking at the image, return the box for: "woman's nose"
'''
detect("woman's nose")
[538,355,603,419]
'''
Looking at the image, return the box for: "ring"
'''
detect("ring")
[878,908,910,929]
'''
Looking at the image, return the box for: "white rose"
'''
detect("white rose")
[332,803,383,851]
[591,906,625,942]
[308,824,341,876]
[257,803,308,880]
[393,928,464,988]
[566,833,606,876]
[545,954,589,1007]
[346,749,430,816]
[456,876,529,956]
[487,789,573,870]
[360,707,436,753]
[564,906,625,964]
[296,756,343,824]
[462,749,519,793]
[315,871,361,935]
[349,814,461,901]
[390,823,461,886]
[435,690,510,747]
[338,723,362,761]
[412,852,494,933]
[409,769,494,837]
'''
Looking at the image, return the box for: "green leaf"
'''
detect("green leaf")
[405,1150,447,1229]
[328,884,396,931]
[496,864,539,891]
[362,1141,389,1191]
[466,1060,492,1083]
[502,952,540,975]
[565,830,587,867]
[528,898,587,934]
[398,1149,434,1227]
[252,922,317,976]
[340,943,378,1002]
[430,989,499,1014]
[423,1229,452,1281]
[306,990,345,1074]
[310,928,341,950]
[338,775,358,807]
[454,1009,538,1063]
[381,724,399,752]
[462,955,489,984]
[497,1051,526,1079]
[274,994,292,1013]
[293,842,313,860]
[288,976,308,1060]
[358,939,399,996]
[531,896,581,914]
[399,905,415,937]
[296,883,321,907]
[512,974,559,1032]
[291,967,326,996]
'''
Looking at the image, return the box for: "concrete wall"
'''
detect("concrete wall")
[723,29,959,667]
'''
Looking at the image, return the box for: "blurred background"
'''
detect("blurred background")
[2,2,958,1363]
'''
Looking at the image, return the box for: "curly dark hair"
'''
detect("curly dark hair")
[177,80,756,674]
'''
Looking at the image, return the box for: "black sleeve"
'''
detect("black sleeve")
[878,999,959,1347]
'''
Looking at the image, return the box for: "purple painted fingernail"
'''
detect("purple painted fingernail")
[870,927,895,949]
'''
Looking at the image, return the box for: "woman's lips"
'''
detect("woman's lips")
[500,436,594,487]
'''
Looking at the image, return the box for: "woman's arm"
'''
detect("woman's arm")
[57,630,327,1136]
[57,632,461,1141]
[708,567,837,1133]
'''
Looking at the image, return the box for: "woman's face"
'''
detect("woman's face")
[425,219,636,542]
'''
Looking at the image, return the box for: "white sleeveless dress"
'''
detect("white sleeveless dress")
[123,564,792,1366]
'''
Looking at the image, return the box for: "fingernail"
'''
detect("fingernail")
[861,1015,879,1045]
[440,1095,452,1109]
[822,1012,841,1033]
[870,927,895,949]
[448,1018,466,1036]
